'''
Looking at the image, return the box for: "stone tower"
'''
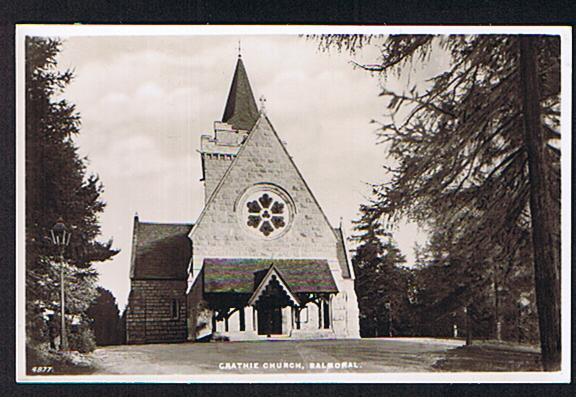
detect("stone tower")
[200,56,259,202]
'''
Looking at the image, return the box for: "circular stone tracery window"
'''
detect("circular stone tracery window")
[239,185,294,239]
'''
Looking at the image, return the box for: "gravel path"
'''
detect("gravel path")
[90,338,463,375]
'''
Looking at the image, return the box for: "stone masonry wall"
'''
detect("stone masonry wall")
[203,154,234,202]
[126,280,188,344]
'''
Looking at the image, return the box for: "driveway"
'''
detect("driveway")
[90,338,464,375]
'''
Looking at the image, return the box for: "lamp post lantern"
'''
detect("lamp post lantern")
[50,218,71,351]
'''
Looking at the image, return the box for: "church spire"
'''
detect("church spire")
[222,55,259,131]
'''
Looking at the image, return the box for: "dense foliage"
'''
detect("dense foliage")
[411,228,539,343]
[25,37,118,353]
[86,287,125,346]
[351,220,413,337]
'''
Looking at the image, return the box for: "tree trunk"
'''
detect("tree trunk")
[517,304,523,343]
[519,36,561,371]
[493,264,502,341]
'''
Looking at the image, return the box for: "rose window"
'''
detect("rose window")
[238,185,294,239]
[246,193,287,237]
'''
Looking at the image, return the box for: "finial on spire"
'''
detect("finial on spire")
[238,40,242,58]
[259,95,267,113]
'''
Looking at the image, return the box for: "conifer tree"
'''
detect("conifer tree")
[351,216,410,337]
[86,287,123,346]
[314,34,561,369]
[25,37,119,352]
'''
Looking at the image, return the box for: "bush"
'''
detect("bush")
[68,324,96,353]
[86,287,124,346]
[26,343,98,375]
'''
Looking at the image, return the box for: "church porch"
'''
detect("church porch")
[191,258,339,341]
[205,296,337,342]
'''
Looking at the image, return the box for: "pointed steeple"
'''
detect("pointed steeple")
[222,56,259,131]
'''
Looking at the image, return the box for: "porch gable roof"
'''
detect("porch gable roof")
[247,265,301,307]
[202,258,338,294]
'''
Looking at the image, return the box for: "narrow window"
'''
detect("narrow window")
[225,316,229,332]
[171,299,179,320]
[239,308,246,331]
[323,299,331,329]
[295,308,301,330]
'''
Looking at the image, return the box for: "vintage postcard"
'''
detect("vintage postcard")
[15,24,571,383]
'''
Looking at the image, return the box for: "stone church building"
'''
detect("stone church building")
[125,55,360,343]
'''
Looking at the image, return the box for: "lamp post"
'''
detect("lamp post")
[50,218,71,351]
[385,301,392,337]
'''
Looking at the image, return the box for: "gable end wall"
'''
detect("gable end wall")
[192,116,339,263]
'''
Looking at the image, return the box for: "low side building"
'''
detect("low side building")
[125,221,191,344]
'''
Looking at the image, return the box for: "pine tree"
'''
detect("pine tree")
[314,34,560,369]
[25,37,119,352]
[86,287,123,346]
[351,215,410,337]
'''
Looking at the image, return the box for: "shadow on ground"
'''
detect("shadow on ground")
[433,342,542,371]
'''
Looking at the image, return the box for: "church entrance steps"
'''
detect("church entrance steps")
[259,334,291,341]
[289,330,336,340]
[213,330,337,342]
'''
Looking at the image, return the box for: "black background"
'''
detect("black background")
[1,0,575,396]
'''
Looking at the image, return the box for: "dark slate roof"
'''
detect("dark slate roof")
[222,56,259,131]
[333,227,352,278]
[130,220,193,280]
[203,258,338,294]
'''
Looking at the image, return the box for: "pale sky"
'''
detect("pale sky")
[53,34,429,310]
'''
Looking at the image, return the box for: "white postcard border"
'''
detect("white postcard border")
[15,24,572,384]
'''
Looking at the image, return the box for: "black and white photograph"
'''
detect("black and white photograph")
[16,25,571,383]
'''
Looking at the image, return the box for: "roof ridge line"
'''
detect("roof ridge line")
[137,221,195,226]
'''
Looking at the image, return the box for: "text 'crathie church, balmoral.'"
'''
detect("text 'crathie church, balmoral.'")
[125,54,360,343]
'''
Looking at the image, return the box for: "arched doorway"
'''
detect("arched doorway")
[251,273,299,336]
